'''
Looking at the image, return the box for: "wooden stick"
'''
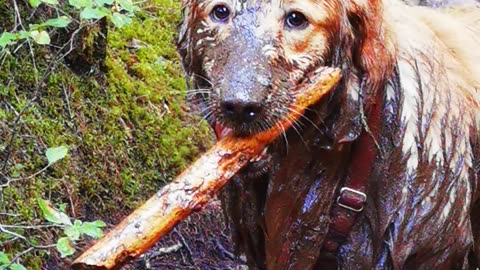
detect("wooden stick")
[71,67,341,270]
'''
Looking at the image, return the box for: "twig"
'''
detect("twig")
[0,224,57,249]
[49,4,81,24]
[11,0,38,84]
[212,239,238,261]
[0,236,20,246]
[62,82,73,122]
[11,0,24,31]
[7,247,34,268]
[174,228,196,266]
[0,164,53,188]
[148,243,183,259]
[0,223,63,229]
[12,39,29,54]
[0,212,20,217]
[5,101,20,117]
[58,178,76,218]
[0,96,38,172]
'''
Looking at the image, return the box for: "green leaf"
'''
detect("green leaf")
[56,237,75,258]
[110,12,132,28]
[12,163,25,178]
[64,224,81,241]
[117,0,134,12]
[45,146,68,165]
[43,16,72,28]
[29,237,39,246]
[37,198,72,225]
[91,220,107,227]
[9,264,28,270]
[17,31,31,39]
[30,30,50,45]
[0,32,18,47]
[0,252,10,264]
[14,164,25,170]
[80,7,109,20]
[74,219,83,226]
[29,23,41,31]
[29,0,41,7]
[68,0,92,9]
[58,203,68,213]
[41,0,59,5]
[96,0,114,5]
[80,221,105,238]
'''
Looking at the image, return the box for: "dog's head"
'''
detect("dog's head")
[177,0,395,138]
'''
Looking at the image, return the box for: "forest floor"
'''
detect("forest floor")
[44,200,248,270]
[84,200,248,270]
[127,201,247,270]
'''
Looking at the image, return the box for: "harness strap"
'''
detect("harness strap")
[323,86,383,252]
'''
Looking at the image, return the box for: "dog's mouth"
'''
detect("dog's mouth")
[204,65,331,177]
[213,122,232,139]
[212,119,273,178]
[210,65,329,140]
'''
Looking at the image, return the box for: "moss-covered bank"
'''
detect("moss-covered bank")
[0,0,212,267]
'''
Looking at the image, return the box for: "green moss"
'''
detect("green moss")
[0,0,212,268]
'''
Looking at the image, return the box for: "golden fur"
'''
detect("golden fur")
[178,0,480,268]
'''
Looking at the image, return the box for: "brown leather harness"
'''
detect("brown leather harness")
[323,85,383,252]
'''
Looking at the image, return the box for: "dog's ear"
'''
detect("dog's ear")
[329,0,396,143]
[346,0,396,87]
[177,2,194,77]
[344,0,396,113]
[177,0,207,84]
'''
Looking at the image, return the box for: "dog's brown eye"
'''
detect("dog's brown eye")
[285,11,308,29]
[211,4,230,23]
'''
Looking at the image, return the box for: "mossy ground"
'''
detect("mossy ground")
[0,0,212,268]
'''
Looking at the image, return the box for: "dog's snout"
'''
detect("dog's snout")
[220,99,264,124]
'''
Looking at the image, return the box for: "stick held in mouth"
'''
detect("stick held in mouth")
[71,67,341,270]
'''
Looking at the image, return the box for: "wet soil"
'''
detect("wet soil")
[125,200,247,270]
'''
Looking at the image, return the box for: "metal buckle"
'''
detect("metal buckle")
[336,187,367,212]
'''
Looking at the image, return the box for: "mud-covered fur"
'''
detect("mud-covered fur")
[178,0,480,269]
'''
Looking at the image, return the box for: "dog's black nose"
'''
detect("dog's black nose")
[221,100,264,124]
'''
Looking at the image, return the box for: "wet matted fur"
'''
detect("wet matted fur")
[177,0,480,269]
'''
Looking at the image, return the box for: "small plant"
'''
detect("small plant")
[0,252,27,270]
[0,16,72,47]
[0,199,106,269]
[1,146,70,184]
[37,199,107,257]
[0,0,137,48]
[0,146,106,266]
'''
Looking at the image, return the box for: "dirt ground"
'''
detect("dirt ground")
[125,200,247,270]
[41,200,245,270]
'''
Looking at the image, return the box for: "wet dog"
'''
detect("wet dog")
[178,0,480,268]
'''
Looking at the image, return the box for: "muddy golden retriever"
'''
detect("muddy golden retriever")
[177,0,480,268]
